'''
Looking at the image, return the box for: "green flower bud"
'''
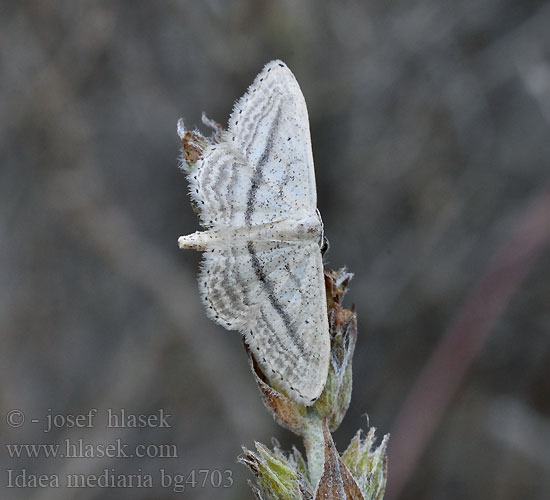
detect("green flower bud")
[341,428,389,500]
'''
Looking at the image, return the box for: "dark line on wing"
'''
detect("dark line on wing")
[202,250,242,328]
[244,102,283,226]
[198,147,220,187]
[218,258,244,320]
[226,159,241,221]
[259,310,288,353]
[247,241,306,356]
[204,154,232,222]
[232,246,251,307]
[211,154,232,213]
[258,309,300,364]
[284,262,302,289]
[196,149,226,225]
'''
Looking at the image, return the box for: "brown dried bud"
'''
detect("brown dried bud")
[314,419,364,499]
[177,114,222,171]
[247,346,309,435]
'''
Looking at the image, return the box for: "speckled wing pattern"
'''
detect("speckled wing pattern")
[181,60,329,405]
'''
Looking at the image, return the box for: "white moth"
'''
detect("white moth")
[178,60,329,405]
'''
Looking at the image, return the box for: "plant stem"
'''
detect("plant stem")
[303,409,325,487]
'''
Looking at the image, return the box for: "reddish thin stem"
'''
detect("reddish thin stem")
[386,186,550,499]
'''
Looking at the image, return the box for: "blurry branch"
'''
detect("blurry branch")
[386,185,550,500]
[514,46,550,126]
[486,396,550,471]
[476,2,550,90]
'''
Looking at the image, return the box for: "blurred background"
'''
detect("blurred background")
[2,1,549,499]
